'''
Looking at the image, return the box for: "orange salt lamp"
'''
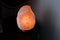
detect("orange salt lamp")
[16,5,36,32]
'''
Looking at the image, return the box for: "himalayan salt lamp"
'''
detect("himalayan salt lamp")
[16,5,36,32]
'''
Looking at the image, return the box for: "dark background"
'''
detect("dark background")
[0,0,41,40]
[0,0,57,40]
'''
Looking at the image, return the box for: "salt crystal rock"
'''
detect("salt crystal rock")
[16,5,36,32]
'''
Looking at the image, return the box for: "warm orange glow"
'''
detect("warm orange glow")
[16,5,36,32]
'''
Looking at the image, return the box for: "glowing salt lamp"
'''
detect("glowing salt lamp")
[16,5,36,32]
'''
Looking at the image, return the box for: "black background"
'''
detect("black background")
[0,0,41,40]
[0,0,54,40]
